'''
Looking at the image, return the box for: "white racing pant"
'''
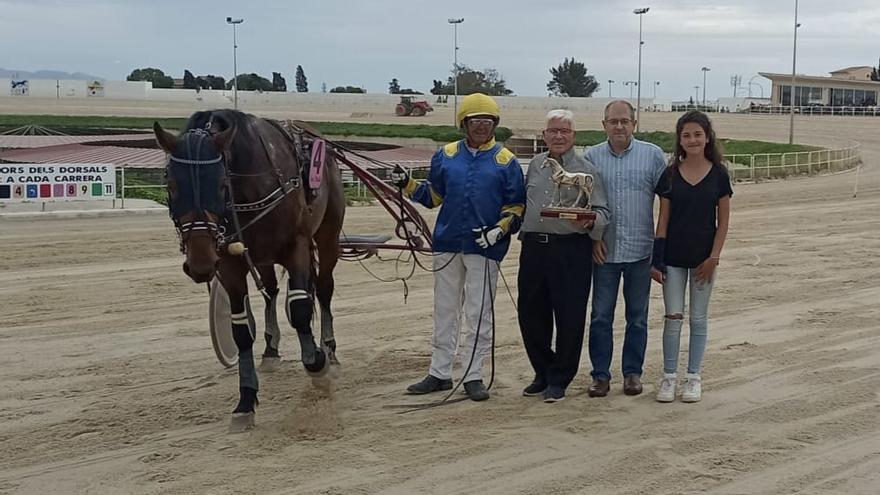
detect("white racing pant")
[428,252,499,383]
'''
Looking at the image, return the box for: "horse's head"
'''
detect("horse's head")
[154,121,236,283]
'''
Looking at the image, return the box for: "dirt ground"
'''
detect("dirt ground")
[1,102,879,494]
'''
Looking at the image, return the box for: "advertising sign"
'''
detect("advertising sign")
[0,164,115,202]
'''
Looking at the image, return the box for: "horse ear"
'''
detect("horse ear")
[153,122,177,153]
[212,125,236,152]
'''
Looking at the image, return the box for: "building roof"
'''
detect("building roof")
[830,66,873,74]
[0,133,153,149]
[759,72,880,86]
[0,143,165,166]
[0,135,435,171]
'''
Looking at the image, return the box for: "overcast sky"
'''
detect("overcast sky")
[2,0,878,100]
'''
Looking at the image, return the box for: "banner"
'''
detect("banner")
[0,164,115,202]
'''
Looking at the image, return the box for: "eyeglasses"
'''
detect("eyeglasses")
[605,119,633,127]
[544,128,574,136]
[466,118,496,127]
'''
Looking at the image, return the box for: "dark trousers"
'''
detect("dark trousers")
[517,233,593,389]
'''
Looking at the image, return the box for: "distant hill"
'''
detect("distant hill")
[0,68,105,81]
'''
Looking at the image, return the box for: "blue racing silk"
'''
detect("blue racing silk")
[403,138,525,262]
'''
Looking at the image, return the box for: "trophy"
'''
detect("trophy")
[539,157,597,221]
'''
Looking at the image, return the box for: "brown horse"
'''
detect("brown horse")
[154,110,345,431]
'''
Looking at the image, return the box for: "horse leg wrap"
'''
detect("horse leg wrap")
[286,290,313,331]
[263,291,281,358]
[231,296,259,391]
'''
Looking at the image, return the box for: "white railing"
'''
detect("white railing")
[746,105,880,116]
[510,142,861,182]
[724,142,861,180]
[114,143,861,207]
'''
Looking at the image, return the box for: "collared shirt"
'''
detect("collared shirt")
[405,138,526,262]
[585,138,667,263]
[521,148,610,240]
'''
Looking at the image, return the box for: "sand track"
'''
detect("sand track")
[1,108,878,494]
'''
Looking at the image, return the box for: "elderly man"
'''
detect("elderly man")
[391,93,525,402]
[518,109,610,403]
[585,100,667,397]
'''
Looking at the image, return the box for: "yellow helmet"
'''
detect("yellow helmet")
[456,93,500,127]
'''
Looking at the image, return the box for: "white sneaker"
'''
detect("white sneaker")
[656,373,677,402]
[681,373,702,403]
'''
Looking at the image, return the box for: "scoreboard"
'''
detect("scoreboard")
[0,164,116,202]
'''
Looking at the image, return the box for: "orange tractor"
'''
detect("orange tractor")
[395,96,433,116]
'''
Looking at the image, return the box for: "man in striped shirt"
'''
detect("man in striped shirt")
[584,100,667,397]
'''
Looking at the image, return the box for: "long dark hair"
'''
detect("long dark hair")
[669,110,724,168]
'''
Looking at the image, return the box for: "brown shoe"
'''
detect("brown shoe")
[588,378,610,397]
[624,374,643,396]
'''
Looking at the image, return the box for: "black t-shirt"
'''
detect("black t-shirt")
[654,164,733,268]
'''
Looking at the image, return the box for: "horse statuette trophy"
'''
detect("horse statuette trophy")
[539,157,597,221]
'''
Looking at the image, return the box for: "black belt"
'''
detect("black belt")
[521,232,588,244]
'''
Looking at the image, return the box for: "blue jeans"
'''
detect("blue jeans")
[662,266,714,375]
[589,258,652,381]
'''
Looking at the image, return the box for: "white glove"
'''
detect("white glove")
[390,164,410,189]
[472,226,504,249]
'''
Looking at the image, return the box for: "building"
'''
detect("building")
[760,66,880,107]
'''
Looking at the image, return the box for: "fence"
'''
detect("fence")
[725,141,860,180]
[114,142,860,207]
[115,159,435,208]
[747,105,880,117]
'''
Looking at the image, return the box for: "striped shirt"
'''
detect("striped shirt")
[585,138,667,263]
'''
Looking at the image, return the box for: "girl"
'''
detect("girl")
[651,110,732,403]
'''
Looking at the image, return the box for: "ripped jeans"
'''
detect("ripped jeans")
[662,266,715,375]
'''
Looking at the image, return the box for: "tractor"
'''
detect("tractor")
[395,96,433,117]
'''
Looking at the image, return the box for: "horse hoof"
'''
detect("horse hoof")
[328,353,341,367]
[260,356,281,373]
[304,350,327,376]
[229,412,255,433]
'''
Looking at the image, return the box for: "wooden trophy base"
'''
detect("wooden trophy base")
[540,207,597,221]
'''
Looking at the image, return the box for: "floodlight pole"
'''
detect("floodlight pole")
[789,0,799,144]
[701,66,711,106]
[226,17,244,110]
[633,7,649,132]
[448,18,464,126]
[608,79,614,98]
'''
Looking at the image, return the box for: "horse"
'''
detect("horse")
[544,156,594,209]
[153,109,345,431]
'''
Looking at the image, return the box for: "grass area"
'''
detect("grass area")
[573,130,819,155]
[117,168,167,205]
[3,114,829,204]
[0,115,512,142]
[0,114,815,155]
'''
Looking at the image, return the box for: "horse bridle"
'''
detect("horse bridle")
[166,129,230,254]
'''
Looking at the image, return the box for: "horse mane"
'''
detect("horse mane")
[185,110,268,174]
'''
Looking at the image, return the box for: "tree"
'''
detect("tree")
[389,78,422,94]
[226,73,273,92]
[430,65,513,96]
[388,78,401,94]
[197,75,225,90]
[295,65,308,92]
[321,82,327,93]
[872,58,880,82]
[183,70,197,90]
[547,57,599,97]
[329,85,365,93]
[272,72,287,92]
[126,67,173,88]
